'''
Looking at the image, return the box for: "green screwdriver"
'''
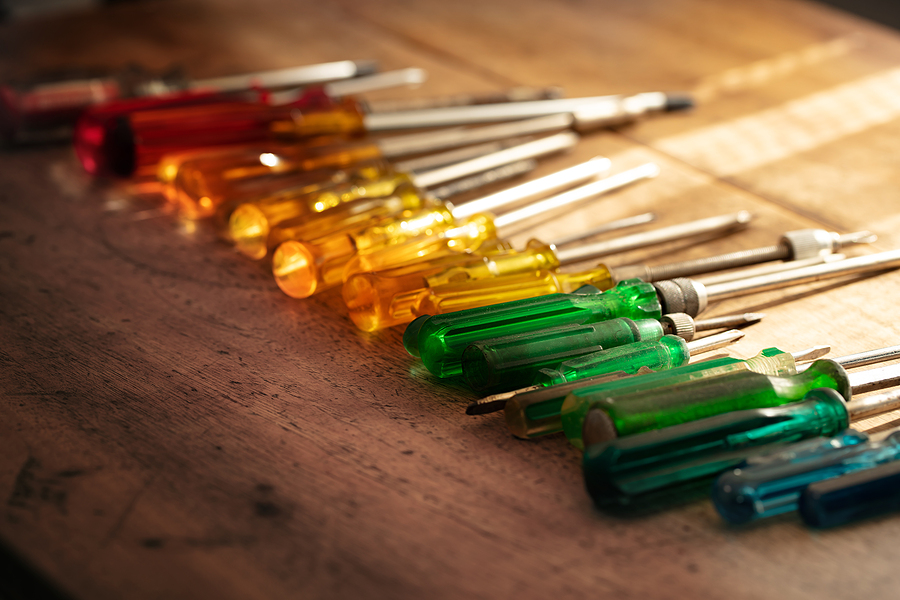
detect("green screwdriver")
[460,312,760,394]
[565,348,900,450]
[582,363,900,507]
[407,249,900,379]
[480,343,830,439]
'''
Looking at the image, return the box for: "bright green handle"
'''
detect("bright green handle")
[461,318,663,394]
[563,359,851,449]
[410,279,662,378]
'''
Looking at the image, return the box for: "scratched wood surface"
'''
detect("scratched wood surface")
[3,0,900,598]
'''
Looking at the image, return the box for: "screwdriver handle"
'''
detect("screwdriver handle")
[342,213,500,278]
[713,425,900,524]
[461,318,664,394]
[799,458,900,527]
[273,202,458,298]
[229,169,409,258]
[409,279,661,378]
[411,266,617,319]
[169,141,388,217]
[561,359,851,449]
[344,238,556,332]
[536,334,690,387]
[582,389,849,506]
[501,351,780,439]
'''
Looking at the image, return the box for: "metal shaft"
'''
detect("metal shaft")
[378,114,573,159]
[551,213,656,247]
[493,163,659,230]
[409,132,577,189]
[849,363,900,395]
[323,68,427,98]
[695,255,845,285]
[798,345,900,373]
[790,346,832,362]
[684,329,745,354]
[363,95,621,130]
[189,59,378,92]
[395,139,519,173]
[450,155,610,219]
[555,209,750,265]
[704,249,900,302]
[847,387,900,420]
[616,229,874,282]
[366,86,565,113]
[427,160,537,201]
[693,312,765,331]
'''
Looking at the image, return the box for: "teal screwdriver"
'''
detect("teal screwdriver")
[565,347,900,450]
[475,343,830,439]
[713,387,900,524]
[581,363,900,507]
[460,312,761,394]
[407,249,900,378]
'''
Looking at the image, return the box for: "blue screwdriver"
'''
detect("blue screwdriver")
[713,385,900,524]
[582,362,900,507]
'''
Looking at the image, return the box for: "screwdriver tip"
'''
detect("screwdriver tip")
[742,312,766,324]
[663,93,695,112]
[465,399,504,415]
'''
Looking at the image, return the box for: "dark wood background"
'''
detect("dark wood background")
[3,0,900,598]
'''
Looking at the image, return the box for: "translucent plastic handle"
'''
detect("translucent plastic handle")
[799,455,900,527]
[583,390,849,507]
[461,318,663,394]
[561,359,851,449]
[342,213,499,279]
[344,239,558,332]
[713,426,894,524]
[535,334,690,387]
[270,98,366,138]
[410,279,662,378]
[271,193,451,298]
[164,140,386,217]
[229,169,407,259]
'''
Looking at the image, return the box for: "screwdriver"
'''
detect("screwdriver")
[270,158,656,299]
[225,133,605,258]
[74,67,426,178]
[1,59,378,144]
[183,135,540,224]
[403,212,753,329]
[82,89,690,179]
[798,448,900,528]
[407,249,900,379]
[461,312,752,394]
[247,133,577,266]
[168,113,576,222]
[568,347,900,451]
[347,209,751,334]
[614,229,875,282]
[343,210,656,281]
[534,313,766,387]
[403,227,870,331]
[343,213,658,332]
[713,392,900,524]
[480,342,828,440]
[581,363,900,507]
[480,342,897,421]
[460,310,760,394]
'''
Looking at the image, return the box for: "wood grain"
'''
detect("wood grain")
[3,0,900,598]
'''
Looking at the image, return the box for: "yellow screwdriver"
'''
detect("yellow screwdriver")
[344,211,751,331]
[272,162,660,300]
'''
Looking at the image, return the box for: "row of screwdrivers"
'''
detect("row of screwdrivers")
[41,58,900,528]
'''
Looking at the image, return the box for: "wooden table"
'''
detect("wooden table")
[3,0,900,597]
